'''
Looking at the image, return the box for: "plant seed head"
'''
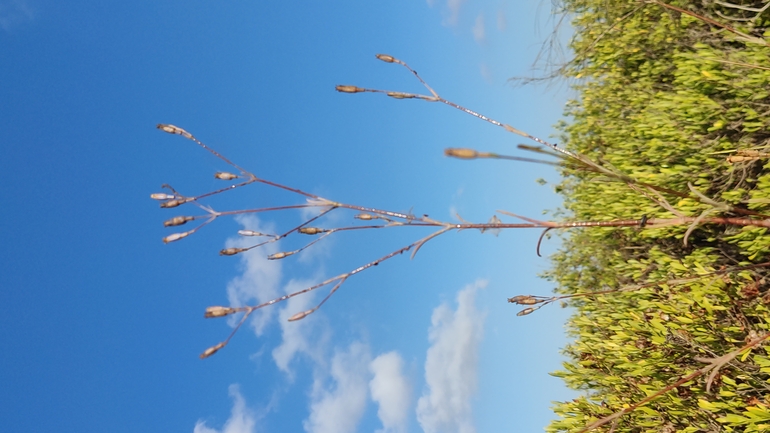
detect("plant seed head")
[215,172,239,180]
[355,213,374,220]
[204,306,237,318]
[517,307,535,316]
[508,295,539,305]
[160,198,188,209]
[445,148,479,159]
[268,251,295,260]
[299,227,325,235]
[157,124,192,138]
[386,91,414,99]
[238,230,267,237]
[288,309,313,321]
[336,85,364,93]
[164,216,194,227]
[199,342,226,359]
[220,247,246,256]
[162,231,191,243]
[151,193,175,201]
[375,54,396,63]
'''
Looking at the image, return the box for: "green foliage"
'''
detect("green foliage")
[545,1,770,431]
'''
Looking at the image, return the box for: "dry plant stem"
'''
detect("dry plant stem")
[702,57,770,72]
[158,85,770,358]
[156,124,443,226]
[350,56,770,219]
[646,0,770,47]
[509,261,770,313]
[576,333,770,433]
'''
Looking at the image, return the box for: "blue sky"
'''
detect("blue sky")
[0,1,577,432]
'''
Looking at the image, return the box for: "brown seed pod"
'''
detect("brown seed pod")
[299,227,325,235]
[163,216,194,227]
[288,309,313,321]
[517,307,535,316]
[160,198,188,209]
[220,248,246,256]
[386,92,414,99]
[163,231,191,243]
[375,54,396,63]
[151,193,175,201]
[238,230,269,237]
[200,342,226,359]
[268,251,295,260]
[204,306,237,318]
[336,85,364,93]
[157,124,192,138]
[214,172,238,180]
[445,148,479,160]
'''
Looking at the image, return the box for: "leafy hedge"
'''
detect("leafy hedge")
[545,1,770,431]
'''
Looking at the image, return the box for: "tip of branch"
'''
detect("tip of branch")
[199,342,226,359]
[375,54,397,63]
[335,85,365,93]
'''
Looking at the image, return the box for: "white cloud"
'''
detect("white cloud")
[427,0,466,26]
[496,9,507,32]
[370,352,411,433]
[416,280,486,433]
[304,342,372,433]
[225,215,282,336]
[479,63,492,83]
[444,0,466,26]
[0,0,33,32]
[272,277,330,377]
[194,385,256,433]
[472,13,485,44]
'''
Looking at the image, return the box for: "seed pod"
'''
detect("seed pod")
[386,92,414,99]
[200,342,226,359]
[288,309,313,322]
[215,172,238,180]
[204,306,237,318]
[737,149,762,157]
[375,54,396,63]
[336,85,364,93]
[163,231,191,243]
[164,216,194,227]
[355,213,374,220]
[160,198,188,209]
[727,155,753,163]
[238,230,268,237]
[220,247,246,256]
[445,148,479,159]
[157,124,192,138]
[517,307,535,316]
[299,227,325,235]
[268,251,295,260]
[151,193,175,201]
[508,295,539,305]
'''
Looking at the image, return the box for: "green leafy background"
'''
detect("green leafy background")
[544,1,770,431]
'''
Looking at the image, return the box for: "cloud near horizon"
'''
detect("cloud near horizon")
[194,385,257,433]
[272,277,330,377]
[304,342,372,433]
[472,13,485,44]
[370,351,412,433]
[426,0,466,27]
[416,280,486,433]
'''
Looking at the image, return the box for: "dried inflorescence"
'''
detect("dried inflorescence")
[153,53,770,363]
